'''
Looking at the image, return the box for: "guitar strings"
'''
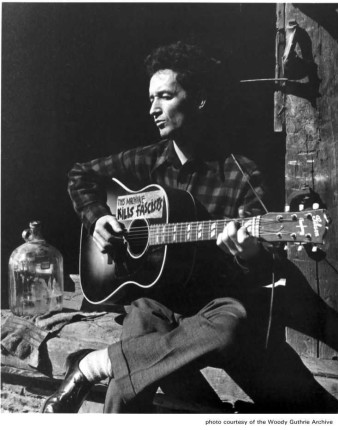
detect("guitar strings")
[121,218,310,233]
[116,217,321,244]
[124,221,305,231]
[124,223,315,235]
[124,229,318,243]
[124,231,315,242]
[124,220,314,233]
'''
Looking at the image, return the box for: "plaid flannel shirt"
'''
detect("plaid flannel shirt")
[68,139,275,299]
[68,139,266,232]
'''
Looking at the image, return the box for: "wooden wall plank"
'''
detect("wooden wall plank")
[274,2,286,132]
[284,4,338,361]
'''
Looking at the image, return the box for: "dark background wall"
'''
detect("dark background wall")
[2,3,285,305]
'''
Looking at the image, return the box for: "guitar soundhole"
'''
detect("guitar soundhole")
[127,218,149,258]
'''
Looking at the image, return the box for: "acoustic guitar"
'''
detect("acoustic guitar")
[79,178,329,305]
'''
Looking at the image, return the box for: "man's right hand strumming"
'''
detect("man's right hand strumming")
[92,215,125,254]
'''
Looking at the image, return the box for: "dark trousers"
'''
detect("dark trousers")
[104,261,338,413]
[105,296,246,412]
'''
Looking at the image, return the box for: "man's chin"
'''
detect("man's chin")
[158,126,180,140]
[159,129,172,139]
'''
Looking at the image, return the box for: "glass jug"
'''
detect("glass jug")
[9,221,64,316]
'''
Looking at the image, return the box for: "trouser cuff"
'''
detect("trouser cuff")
[107,341,136,402]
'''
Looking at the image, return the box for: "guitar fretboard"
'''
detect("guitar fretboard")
[148,219,253,246]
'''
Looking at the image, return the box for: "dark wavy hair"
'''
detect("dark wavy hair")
[144,41,220,100]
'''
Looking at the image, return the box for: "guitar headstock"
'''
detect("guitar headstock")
[259,208,330,244]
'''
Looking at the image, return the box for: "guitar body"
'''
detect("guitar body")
[80,179,198,305]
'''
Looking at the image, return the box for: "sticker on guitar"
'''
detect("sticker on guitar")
[116,190,164,221]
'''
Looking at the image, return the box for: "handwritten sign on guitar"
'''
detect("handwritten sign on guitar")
[116,191,164,221]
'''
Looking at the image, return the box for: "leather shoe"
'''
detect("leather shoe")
[42,349,94,413]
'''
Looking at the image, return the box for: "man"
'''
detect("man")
[42,42,338,413]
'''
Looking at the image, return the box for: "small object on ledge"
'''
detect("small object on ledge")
[8,221,64,317]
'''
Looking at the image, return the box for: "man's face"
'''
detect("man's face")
[149,69,197,140]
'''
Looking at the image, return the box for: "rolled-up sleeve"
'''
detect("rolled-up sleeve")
[68,151,135,231]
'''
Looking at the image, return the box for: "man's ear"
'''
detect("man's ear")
[198,98,207,110]
[190,91,206,111]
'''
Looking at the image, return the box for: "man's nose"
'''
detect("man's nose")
[149,99,161,116]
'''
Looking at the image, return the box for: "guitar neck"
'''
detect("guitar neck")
[147,207,328,246]
[148,218,252,246]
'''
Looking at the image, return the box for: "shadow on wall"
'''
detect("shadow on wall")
[295,3,338,41]
[283,22,321,107]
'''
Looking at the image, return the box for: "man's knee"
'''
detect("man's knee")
[123,297,176,336]
[199,297,247,322]
[129,297,174,320]
[199,297,247,355]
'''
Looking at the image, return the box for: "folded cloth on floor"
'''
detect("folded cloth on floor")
[1,310,106,368]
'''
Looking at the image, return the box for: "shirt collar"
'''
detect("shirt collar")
[153,139,212,173]
[152,140,181,170]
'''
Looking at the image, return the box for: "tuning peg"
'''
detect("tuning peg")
[312,203,319,209]
[284,244,288,251]
[299,204,304,211]
[285,205,290,212]
[324,213,332,225]
[297,245,303,252]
